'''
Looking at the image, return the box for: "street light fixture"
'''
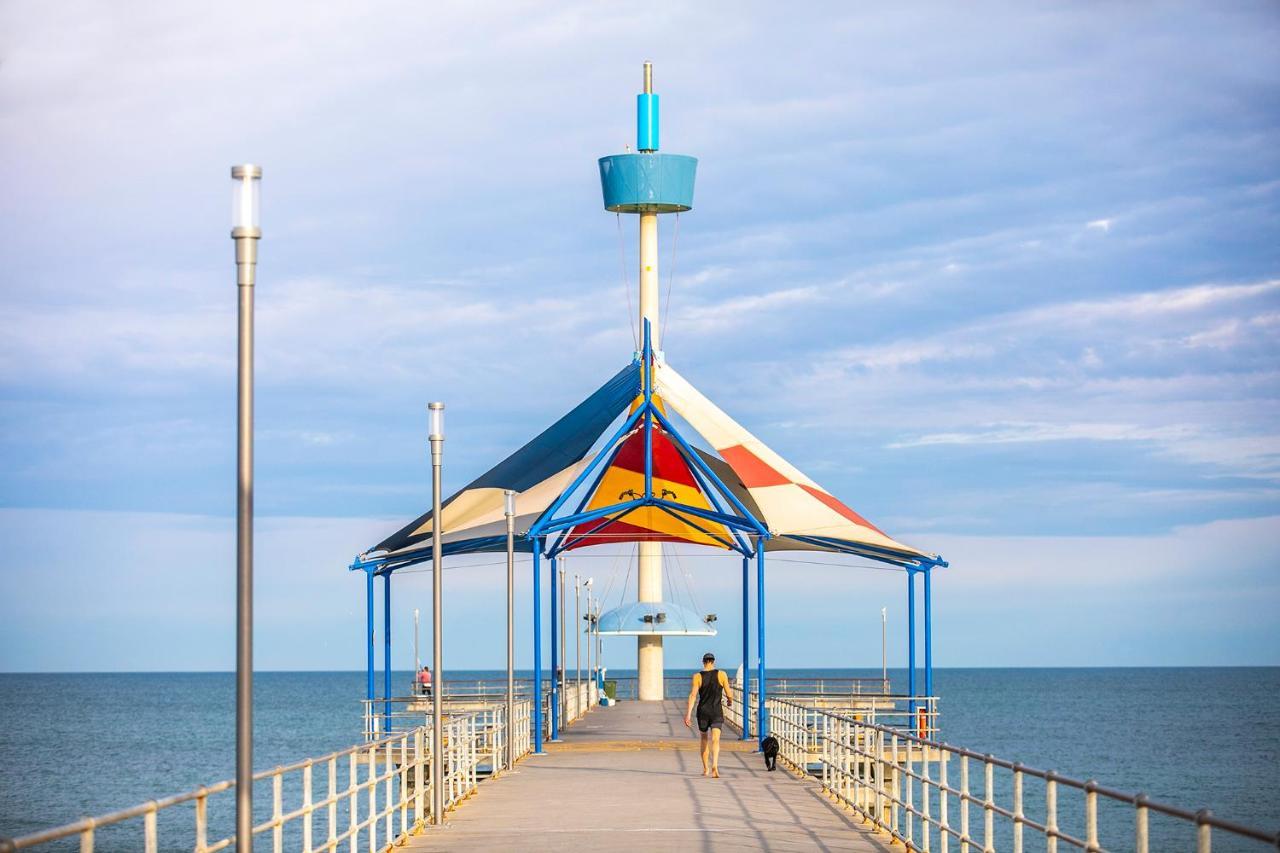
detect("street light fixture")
[427,402,445,824]
[230,163,261,853]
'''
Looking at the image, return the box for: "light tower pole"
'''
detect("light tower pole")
[230,163,260,853]
[598,61,697,702]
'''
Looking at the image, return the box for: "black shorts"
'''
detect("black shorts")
[697,714,723,733]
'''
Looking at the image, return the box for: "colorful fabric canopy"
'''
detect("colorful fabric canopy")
[360,355,937,570]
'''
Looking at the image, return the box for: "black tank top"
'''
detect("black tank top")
[696,669,723,718]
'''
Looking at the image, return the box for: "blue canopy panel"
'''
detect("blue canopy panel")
[370,362,642,557]
[595,601,717,636]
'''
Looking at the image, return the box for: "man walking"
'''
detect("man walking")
[683,652,733,777]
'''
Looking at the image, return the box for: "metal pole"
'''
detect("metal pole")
[532,542,544,753]
[383,573,392,732]
[559,563,566,726]
[231,163,261,853]
[366,570,375,712]
[414,608,420,676]
[574,574,581,717]
[924,568,933,701]
[504,490,515,771]
[756,545,767,739]
[907,570,917,714]
[741,555,750,740]
[881,606,888,693]
[550,556,559,741]
[428,402,445,825]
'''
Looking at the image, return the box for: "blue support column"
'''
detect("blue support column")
[907,569,917,714]
[532,542,544,753]
[365,569,375,709]
[741,556,751,740]
[383,572,392,733]
[924,567,933,700]
[756,545,767,740]
[550,555,560,741]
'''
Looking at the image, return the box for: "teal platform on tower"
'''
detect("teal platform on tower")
[598,153,697,213]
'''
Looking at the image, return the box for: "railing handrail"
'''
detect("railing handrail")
[0,698,553,853]
[767,696,1280,848]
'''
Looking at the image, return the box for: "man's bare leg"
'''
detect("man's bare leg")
[710,728,722,777]
[700,731,710,775]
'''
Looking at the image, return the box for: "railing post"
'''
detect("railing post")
[1085,780,1099,853]
[875,728,886,833]
[1011,764,1023,853]
[1045,771,1058,853]
[272,770,283,853]
[939,749,950,853]
[891,734,901,839]
[905,738,915,849]
[144,807,157,853]
[959,755,970,853]
[399,736,408,839]
[303,762,314,853]
[367,745,377,853]
[922,741,932,853]
[327,757,337,852]
[1196,809,1213,853]
[194,791,207,853]
[1134,794,1149,853]
[383,740,392,844]
[79,822,94,853]
[348,752,358,853]
[983,757,994,853]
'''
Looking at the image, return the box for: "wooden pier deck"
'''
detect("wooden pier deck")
[406,700,892,852]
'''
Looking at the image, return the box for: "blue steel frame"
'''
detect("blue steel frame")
[383,573,392,733]
[741,556,751,740]
[533,541,544,753]
[347,318,950,753]
[550,555,560,741]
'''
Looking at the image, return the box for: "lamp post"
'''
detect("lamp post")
[558,562,566,725]
[574,574,581,714]
[503,489,516,770]
[414,608,421,678]
[428,402,445,825]
[881,607,888,694]
[230,163,260,853]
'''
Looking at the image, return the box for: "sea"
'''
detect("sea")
[1,667,1277,852]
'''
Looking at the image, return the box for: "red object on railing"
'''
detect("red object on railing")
[917,706,928,738]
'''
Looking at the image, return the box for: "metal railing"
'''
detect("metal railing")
[768,697,1280,853]
[362,688,586,748]
[722,687,939,740]
[0,708,511,853]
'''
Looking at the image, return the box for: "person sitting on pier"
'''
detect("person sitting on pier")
[683,652,732,778]
[416,665,432,696]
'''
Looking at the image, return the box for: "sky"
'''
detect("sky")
[1,1,1277,672]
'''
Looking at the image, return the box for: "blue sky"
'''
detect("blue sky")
[1,2,1277,671]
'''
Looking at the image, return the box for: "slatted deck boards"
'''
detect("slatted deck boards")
[404,699,892,852]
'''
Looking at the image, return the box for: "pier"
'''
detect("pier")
[403,699,889,853]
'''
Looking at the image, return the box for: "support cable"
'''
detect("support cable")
[659,212,680,351]
[617,213,638,348]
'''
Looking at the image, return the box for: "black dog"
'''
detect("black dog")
[760,735,779,771]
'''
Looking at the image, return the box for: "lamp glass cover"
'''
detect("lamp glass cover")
[231,172,260,230]
[428,403,445,439]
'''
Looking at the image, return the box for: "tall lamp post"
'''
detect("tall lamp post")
[503,489,516,770]
[574,574,581,713]
[428,402,445,825]
[881,607,888,694]
[231,164,261,853]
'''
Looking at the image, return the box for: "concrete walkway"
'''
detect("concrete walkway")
[405,700,892,852]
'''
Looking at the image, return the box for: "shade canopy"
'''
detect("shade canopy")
[595,601,717,636]
[355,348,943,574]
